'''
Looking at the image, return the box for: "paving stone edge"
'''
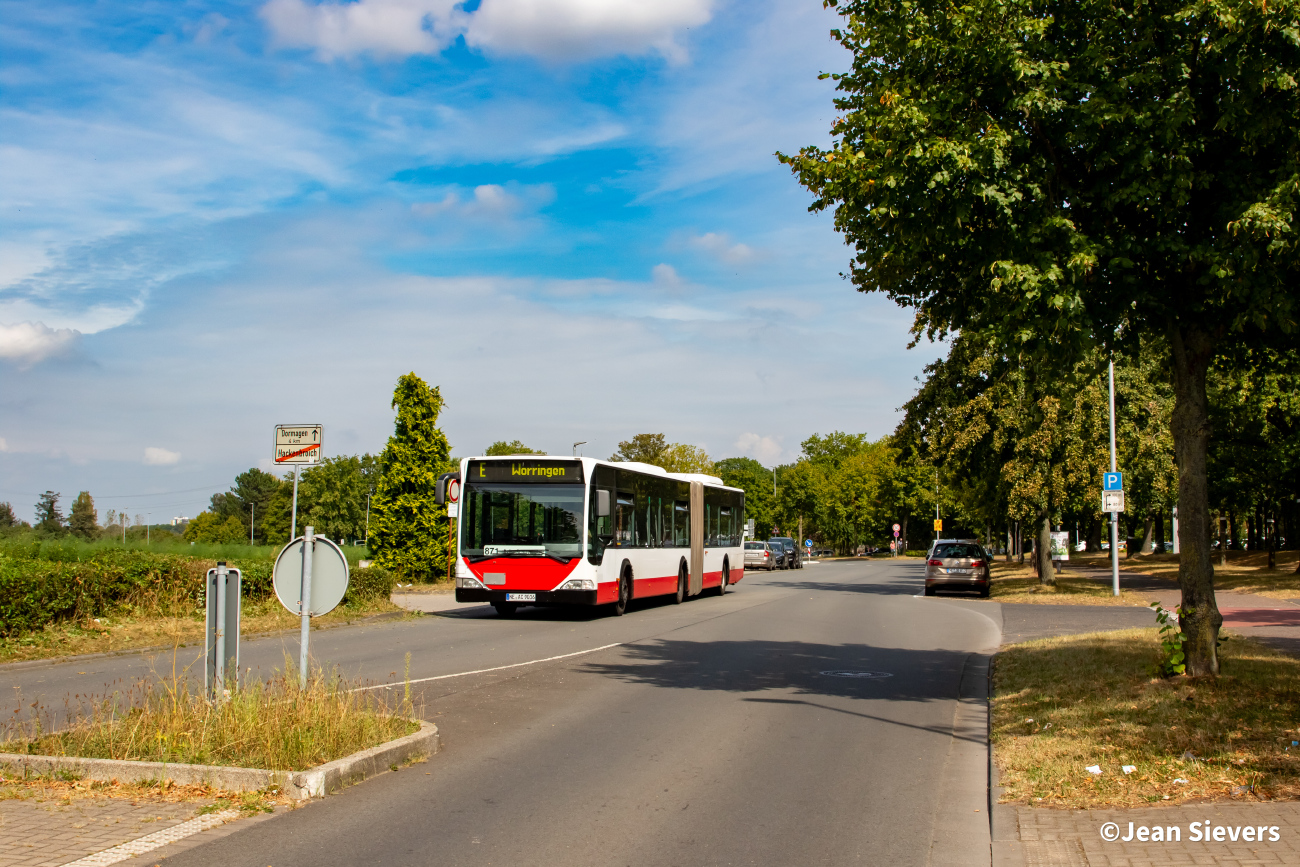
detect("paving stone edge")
[0,720,439,800]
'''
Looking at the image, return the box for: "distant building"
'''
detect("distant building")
[171,516,190,526]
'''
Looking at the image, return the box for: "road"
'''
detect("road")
[9,558,1002,865]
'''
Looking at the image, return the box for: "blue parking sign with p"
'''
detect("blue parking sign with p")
[1103,472,1123,491]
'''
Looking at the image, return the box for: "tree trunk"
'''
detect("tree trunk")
[1169,325,1222,677]
[1229,510,1239,550]
[1141,514,1155,554]
[1036,507,1054,586]
[1086,515,1103,552]
[1268,507,1277,569]
[1006,522,1013,562]
[901,515,908,557]
[1154,508,1165,553]
[1017,521,1025,565]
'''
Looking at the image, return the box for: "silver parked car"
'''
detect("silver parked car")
[744,541,780,571]
[924,539,991,597]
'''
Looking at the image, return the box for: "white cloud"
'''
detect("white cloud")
[260,0,467,60]
[0,438,8,452]
[690,232,756,264]
[467,0,714,63]
[410,183,556,223]
[652,263,682,287]
[260,0,713,62]
[734,432,784,465]
[143,446,181,466]
[0,321,80,366]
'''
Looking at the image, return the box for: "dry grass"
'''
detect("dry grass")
[2,662,418,772]
[1111,551,1300,600]
[993,628,1300,807]
[988,560,1153,606]
[0,773,287,813]
[0,596,408,666]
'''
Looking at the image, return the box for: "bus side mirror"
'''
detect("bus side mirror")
[435,472,459,505]
[596,490,611,517]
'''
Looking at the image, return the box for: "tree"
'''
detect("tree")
[715,457,777,537]
[0,502,16,529]
[781,0,1300,675]
[485,440,545,456]
[660,444,715,474]
[369,373,453,579]
[68,491,98,539]
[184,511,247,543]
[300,456,368,543]
[609,434,669,465]
[34,491,64,535]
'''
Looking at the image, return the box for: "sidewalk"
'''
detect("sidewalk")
[993,800,1300,866]
[0,793,217,867]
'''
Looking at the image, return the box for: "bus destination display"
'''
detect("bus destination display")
[468,460,584,484]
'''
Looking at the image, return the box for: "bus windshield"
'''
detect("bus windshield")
[461,483,584,561]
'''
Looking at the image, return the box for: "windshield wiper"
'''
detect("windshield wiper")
[467,551,576,564]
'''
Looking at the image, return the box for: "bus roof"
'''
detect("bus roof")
[460,455,739,492]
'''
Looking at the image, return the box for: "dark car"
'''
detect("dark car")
[924,540,991,597]
[768,537,802,570]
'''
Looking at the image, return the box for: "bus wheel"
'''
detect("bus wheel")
[673,565,686,604]
[493,602,518,617]
[613,568,631,616]
[717,562,729,597]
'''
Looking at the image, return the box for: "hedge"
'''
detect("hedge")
[0,549,394,637]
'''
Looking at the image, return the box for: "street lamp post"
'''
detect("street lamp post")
[573,441,587,457]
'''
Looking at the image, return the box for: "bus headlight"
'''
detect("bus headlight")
[457,575,485,589]
[560,579,595,591]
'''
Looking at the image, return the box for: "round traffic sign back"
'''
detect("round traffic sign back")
[447,478,461,503]
[274,536,350,617]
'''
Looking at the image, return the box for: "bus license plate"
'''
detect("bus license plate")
[506,593,535,602]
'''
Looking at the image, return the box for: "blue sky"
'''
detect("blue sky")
[0,0,938,524]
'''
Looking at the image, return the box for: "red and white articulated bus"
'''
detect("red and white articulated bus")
[444,456,746,617]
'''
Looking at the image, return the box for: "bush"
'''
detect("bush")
[344,564,397,603]
[0,549,276,637]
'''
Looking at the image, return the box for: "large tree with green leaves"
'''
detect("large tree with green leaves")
[68,491,98,539]
[781,0,1300,675]
[369,373,453,579]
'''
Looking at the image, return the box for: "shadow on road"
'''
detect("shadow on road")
[576,638,988,743]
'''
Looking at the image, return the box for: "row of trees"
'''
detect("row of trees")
[0,491,164,540]
[779,0,1300,675]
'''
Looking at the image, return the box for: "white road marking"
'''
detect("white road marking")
[348,643,625,692]
[59,810,241,866]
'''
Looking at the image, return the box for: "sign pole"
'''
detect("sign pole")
[299,525,314,688]
[290,465,301,542]
[1109,360,1120,597]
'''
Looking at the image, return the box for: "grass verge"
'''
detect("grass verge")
[993,628,1300,807]
[988,561,1151,606]
[0,597,408,666]
[2,663,419,772]
[1105,550,1300,600]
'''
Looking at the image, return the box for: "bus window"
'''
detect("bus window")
[674,501,690,548]
[615,495,636,547]
[661,498,673,546]
[720,506,733,546]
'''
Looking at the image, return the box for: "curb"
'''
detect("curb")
[0,720,439,800]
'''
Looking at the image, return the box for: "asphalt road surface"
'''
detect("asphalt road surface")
[11,558,1003,865]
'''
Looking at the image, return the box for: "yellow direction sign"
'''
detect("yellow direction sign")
[275,424,322,465]
[933,519,943,532]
